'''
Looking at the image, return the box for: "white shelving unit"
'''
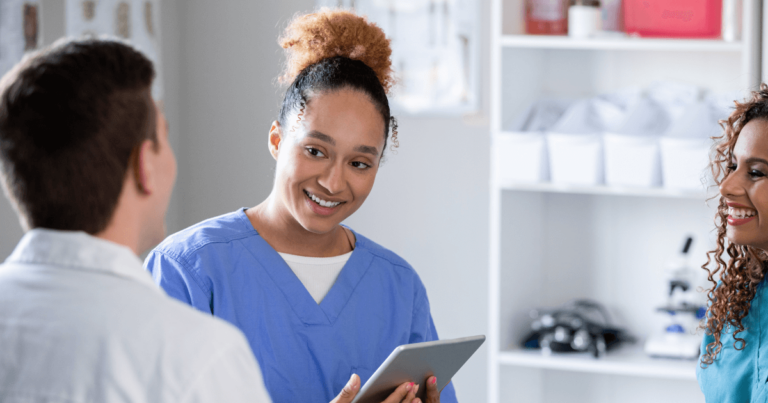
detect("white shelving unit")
[496,179,709,200]
[488,2,762,403]
[498,347,696,381]
[500,35,744,52]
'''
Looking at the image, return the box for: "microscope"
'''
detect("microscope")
[644,236,706,359]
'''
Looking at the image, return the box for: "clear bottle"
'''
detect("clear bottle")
[525,0,570,35]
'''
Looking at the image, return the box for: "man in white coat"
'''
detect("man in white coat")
[0,38,418,403]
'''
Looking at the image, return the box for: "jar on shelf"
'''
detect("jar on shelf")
[568,0,601,38]
[525,0,570,35]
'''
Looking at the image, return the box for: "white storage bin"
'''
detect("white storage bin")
[497,99,573,184]
[660,100,723,190]
[604,133,661,187]
[659,137,711,190]
[546,98,622,186]
[547,132,603,185]
[494,132,548,184]
[603,96,671,188]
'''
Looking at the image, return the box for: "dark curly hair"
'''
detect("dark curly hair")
[277,9,398,154]
[701,83,768,366]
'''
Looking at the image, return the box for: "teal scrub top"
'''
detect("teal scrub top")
[697,282,768,402]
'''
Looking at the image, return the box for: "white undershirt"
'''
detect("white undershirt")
[278,251,353,304]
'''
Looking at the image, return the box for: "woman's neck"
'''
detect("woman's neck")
[246,194,351,257]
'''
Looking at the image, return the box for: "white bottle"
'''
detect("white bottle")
[722,0,742,42]
[568,0,601,39]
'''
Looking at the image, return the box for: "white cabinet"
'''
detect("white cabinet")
[487,1,762,402]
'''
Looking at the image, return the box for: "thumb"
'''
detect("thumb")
[330,374,360,403]
[425,376,440,403]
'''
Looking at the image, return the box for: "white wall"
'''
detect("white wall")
[344,117,490,403]
[167,1,490,402]
[168,0,314,226]
[0,1,490,400]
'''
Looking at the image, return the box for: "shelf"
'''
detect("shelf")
[500,35,743,52]
[497,181,710,200]
[498,347,698,381]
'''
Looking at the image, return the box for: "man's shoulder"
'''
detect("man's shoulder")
[135,282,250,351]
[0,264,257,402]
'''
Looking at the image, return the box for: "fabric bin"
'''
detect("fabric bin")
[495,132,549,184]
[547,132,603,185]
[659,137,712,190]
[604,133,661,187]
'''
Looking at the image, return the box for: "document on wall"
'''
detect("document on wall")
[65,0,163,100]
[0,0,41,77]
[316,0,479,116]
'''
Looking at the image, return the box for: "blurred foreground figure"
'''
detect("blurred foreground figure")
[0,38,272,402]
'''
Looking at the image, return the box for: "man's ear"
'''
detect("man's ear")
[134,139,156,195]
[269,121,283,160]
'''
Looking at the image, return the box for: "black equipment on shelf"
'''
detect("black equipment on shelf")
[520,299,635,359]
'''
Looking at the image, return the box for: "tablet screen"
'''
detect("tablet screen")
[352,335,485,403]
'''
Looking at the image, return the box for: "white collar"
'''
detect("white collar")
[5,228,159,292]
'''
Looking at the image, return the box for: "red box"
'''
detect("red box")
[624,0,722,38]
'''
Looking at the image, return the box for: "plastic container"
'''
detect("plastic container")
[546,96,638,186]
[659,138,711,190]
[624,0,722,38]
[601,0,624,32]
[604,97,671,188]
[569,4,601,38]
[659,101,722,190]
[721,0,743,42]
[548,133,603,185]
[495,133,549,184]
[604,134,661,187]
[525,0,569,35]
[497,99,572,184]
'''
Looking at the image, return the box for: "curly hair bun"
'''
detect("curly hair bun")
[279,9,394,93]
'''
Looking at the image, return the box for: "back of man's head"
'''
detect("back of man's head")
[0,38,156,234]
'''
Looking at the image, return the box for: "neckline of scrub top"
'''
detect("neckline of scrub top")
[236,208,374,326]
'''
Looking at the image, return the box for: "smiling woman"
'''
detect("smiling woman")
[144,8,457,403]
[697,83,768,402]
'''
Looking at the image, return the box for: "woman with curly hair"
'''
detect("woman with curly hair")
[144,9,457,403]
[698,83,768,402]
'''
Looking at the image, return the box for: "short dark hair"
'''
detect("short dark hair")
[0,38,156,234]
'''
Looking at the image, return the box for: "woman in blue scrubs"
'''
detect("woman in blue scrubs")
[698,83,768,402]
[145,9,457,403]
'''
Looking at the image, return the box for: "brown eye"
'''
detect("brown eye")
[306,147,325,158]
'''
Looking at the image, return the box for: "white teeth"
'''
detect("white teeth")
[307,191,341,208]
[728,207,757,219]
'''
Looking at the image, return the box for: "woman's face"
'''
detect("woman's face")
[270,88,386,234]
[720,118,768,250]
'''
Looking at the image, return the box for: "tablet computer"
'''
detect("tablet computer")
[351,335,485,403]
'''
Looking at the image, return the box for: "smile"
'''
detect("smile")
[304,190,343,208]
[727,206,758,226]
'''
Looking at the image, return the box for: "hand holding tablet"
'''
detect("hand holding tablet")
[349,335,486,403]
[331,375,422,403]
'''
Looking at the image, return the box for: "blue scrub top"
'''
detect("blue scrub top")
[145,208,458,403]
[697,281,768,402]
